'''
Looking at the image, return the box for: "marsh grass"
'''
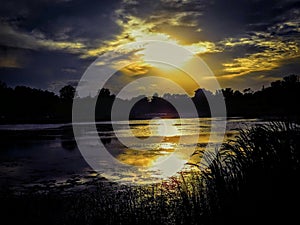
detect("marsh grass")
[198,121,300,224]
[1,122,299,225]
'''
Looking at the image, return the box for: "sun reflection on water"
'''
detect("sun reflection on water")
[114,118,197,181]
[92,118,227,183]
[153,118,182,137]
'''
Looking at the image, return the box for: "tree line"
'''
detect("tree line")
[0,74,299,123]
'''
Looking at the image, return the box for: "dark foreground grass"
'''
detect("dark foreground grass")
[1,122,299,225]
[195,121,300,224]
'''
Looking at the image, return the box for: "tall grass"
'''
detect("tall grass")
[1,122,299,225]
[190,121,300,224]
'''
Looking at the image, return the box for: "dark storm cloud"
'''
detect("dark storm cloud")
[116,0,206,28]
[215,1,299,78]
[0,0,123,89]
[197,0,300,41]
[0,0,121,46]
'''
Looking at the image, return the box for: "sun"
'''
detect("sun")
[116,17,196,71]
[85,16,218,96]
[140,41,195,69]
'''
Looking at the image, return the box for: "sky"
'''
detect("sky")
[0,0,299,95]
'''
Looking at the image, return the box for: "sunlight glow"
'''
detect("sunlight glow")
[84,16,216,71]
[141,41,194,68]
[152,119,182,137]
[79,15,221,95]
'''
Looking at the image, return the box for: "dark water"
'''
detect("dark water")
[0,118,266,191]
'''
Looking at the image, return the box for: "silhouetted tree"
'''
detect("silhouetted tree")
[0,74,299,123]
[192,88,212,117]
[283,74,299,84]
[271,80,282,89]
[243,88,253,95]
[98,88,111,98]
[0,81,7,89]
[59,85,75,101]
[233,90,243,97]
[222,88,234,99]
[95,88,116,121]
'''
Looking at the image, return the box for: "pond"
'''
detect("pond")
[0,118,266,192]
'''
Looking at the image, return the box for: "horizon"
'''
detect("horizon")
[1,74,295,100]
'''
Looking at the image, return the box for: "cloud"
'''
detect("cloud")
[218,6,300,79]
[120,63,151,76]
[0,24,86,54]
[220,35,299,78]
[38,39,85,53]
[82,11,218,65]
[83,0,215,56]
[204,0,300,83]
[1,0,299,92]
[115,0,206,33]
[0,0,122,56]
[0,24,39,50]
[61,67,77,73]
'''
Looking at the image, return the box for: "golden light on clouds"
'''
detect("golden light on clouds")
[83,16,217,68]
[80,15,221,95]
[75,0,300,90]
[39,40,85,53]
[1,0,299,94]
[70,12,217,97]
[220,35,300,78]
[120,62,151,75]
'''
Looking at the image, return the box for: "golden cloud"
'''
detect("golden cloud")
[82,15,218,69]
[120,62,151,75]
[39,40,86,53]
[220,35,300,78]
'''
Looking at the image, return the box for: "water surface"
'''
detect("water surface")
[0,118,266,191]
